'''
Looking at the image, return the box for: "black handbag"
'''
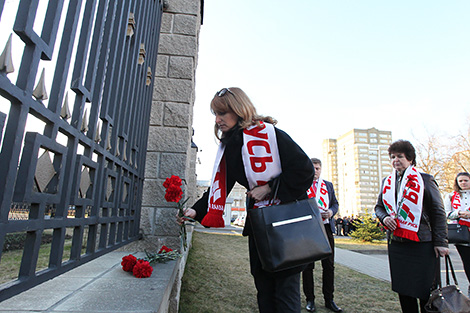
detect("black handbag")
[447,223,470,244]
[248,179,332,272]
[425,255,470,313]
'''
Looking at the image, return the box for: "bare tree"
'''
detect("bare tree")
[414,117,470,193]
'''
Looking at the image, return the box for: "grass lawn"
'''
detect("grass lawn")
[334,236,388,251]
[180,231,399,313]
[0,240,80,284]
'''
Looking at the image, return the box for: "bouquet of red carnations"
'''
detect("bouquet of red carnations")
[120,246,181,278]
[162,175,194,250]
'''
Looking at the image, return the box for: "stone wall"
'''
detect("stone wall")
[142,0,202,251]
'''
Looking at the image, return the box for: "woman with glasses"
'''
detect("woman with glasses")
[179,87,314,313]
[444,172,470,297]
[374,140,448,313]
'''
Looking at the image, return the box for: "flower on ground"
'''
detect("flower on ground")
[120,248,181,278]
[121,254,137,272]
[133,259,153,278]
[158,245,172,253]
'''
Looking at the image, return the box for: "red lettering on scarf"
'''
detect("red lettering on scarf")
[452,192,461,210]
[250,156,273,173]
[244,124,267,139]
[383,186,391,194]
[247,140,271,155]
[404,190,419,205]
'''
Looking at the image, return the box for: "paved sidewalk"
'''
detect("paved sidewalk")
[335,245,469,295]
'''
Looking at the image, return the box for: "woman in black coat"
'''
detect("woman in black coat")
[180,87,314,313]
[374,140,448,313]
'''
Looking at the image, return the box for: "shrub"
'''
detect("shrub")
[349,214,386,242]
[3,232,56,252]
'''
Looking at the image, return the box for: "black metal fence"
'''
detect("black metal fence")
[0,0,162,300]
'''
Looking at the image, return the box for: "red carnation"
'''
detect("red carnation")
[405,175,418,188]
[163,175,182,188]
[133,259,153,278]
[164,184,183,203]
[158,245,172,254]
[121,254,137,272]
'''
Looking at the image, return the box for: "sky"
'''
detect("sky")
[192,0,470,181]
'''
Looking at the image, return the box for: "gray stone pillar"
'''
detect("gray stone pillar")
[142,0,202,251]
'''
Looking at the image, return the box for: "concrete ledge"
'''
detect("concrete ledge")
[0,229,193,313]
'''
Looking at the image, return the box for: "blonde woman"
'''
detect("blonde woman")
[180,87,314,312]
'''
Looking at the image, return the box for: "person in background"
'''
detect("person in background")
[302,158,342,312]
[179,87,314,313]
[342,216,350,236]
[444,172,470,297]
[335,216,343,236]
[375,140,448,313]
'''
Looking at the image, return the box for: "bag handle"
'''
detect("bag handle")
[445,254,459,286]
[267,176,281,206]
[246,177,281,210]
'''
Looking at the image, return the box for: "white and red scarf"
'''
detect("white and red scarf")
[382,166,424,242]
[450,191,470,227]
[201,122,281,227]
[307,178,329,224]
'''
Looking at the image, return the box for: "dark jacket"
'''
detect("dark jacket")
[374,172,448,247]
[192,125,315,236]
[323,180,339,233]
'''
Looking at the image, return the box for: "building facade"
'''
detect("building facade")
[323,128,392,217]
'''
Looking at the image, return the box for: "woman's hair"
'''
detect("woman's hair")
[454,172,470,192]
[210,87,277,139]
[387,140,416,166]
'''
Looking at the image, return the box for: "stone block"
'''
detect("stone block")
[160,12,173,33]
[154,78,193,103]
[147,127,191,153]
[163,102,190,127]
[154,207,180,236]
[169,56,193,79]
[139,206,155,235]
[142,179,166,207]
[150,101,163,125]
[160,153,187,179]
[164,0,200,15]
[156,55,169,77]
[174,14,198,36]
[144,152,160,179]
[158,34,197,57]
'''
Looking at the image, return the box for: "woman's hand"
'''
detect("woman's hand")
[458,210,470,219]
[434,246,449,257]
[383,216,397,231]
[246,184,272,202]
[176,208,196,225]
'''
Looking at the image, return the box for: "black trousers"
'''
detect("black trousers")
[398,294,428,313]
[302,224,335,302]
[248,235,301,313]
[456,244,470,283]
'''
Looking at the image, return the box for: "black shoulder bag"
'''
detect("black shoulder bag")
[425,255,470,313]
[248,178,332,272]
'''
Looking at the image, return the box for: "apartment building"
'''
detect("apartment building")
[322,128,392,216]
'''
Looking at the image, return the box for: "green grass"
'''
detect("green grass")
[180,231,400,313]
[334,236,388,251]
[0,240,83,284]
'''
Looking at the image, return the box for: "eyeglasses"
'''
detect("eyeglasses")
[215,88,234,97]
